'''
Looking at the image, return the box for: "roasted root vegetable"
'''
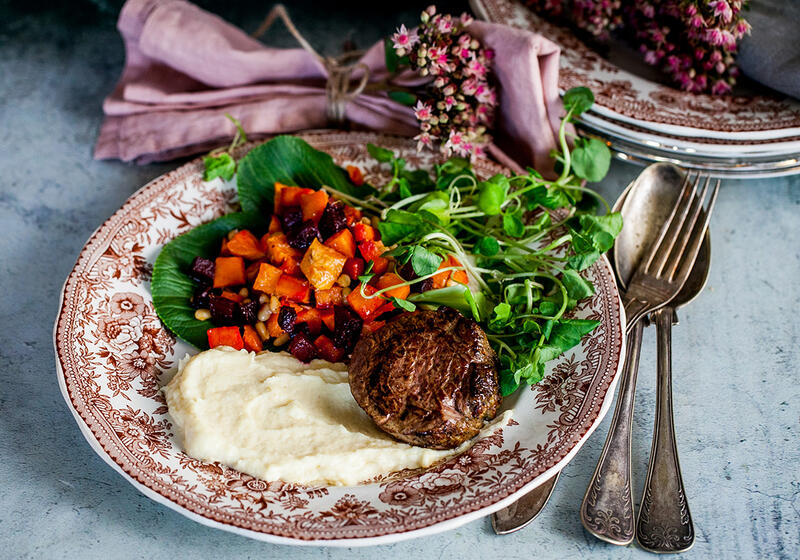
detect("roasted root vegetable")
[242,325,263,352]
[207,326,244,350]
[314,285,344,309]
[300,239,347,291]
[347,283,385,321]
[323,229,356,259]
[376,273,410,300]
[226,230,265,260]
[314,334,345,362]
[263,232,302,265]
[300,189,329,223]
[346,165,364,186]
[276,275,311,304]
[252,262,282,294]
[213,256,246,288]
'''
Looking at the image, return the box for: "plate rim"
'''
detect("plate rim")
[53,130,627,545]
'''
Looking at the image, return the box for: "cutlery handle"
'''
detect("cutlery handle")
[491,472,560,535]
[636,307,695,552]
[580,319,644,545]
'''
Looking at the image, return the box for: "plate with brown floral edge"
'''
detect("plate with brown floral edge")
[54,130,625,546]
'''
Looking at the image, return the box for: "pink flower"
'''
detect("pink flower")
[735,19,752,37]
[711,0,733,23]
[444,96,457,110]
[392,24,419,51]
[466,58,487,78]
[414,132,433,152]
[690,14,704,28]
[705,27,725,46]
[460,12,474,26]
[437,17,454,34]
[461,77,478,95]
[413,100,433,121]
[476,85,496,105]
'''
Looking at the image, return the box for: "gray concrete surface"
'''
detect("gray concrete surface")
[1,3,798,559]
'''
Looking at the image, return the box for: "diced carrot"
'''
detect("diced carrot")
[346,165,364,186]
[343,257,365,279]
[373,302,396,318]
[300,239,347,291]
[347,283,385,320]
[343,205,362,227]
[276,275,311,304]
[300,189,329,223]
[219,237,232,256]
[324,228,356,259]
[213,256,246,288]
[358,240,389,275]
[314,334,345,362]
[274,183,313,214]
[227,230,265,260]
[267,313,285,337]
[315,285,343,309]
[320,308,335,332]
[262,232,302,265]
[361,320,386,336]
[451,267,469,285]
[220,290,244,303]
[242,325,263,353]
[279,256,302,277]
[253,262,282,294]
[376,272,410,300]
[431,255,457,289]
[352,223,378,242]
[280,185,314,211]
[268,214,281,234]
[297,307,322,336]
[245,260,262,283]
[207,326,243,350]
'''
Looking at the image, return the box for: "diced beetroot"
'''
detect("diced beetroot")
[192,285,215,309]
[318,201,347,240]
[289,333,317,363]
[418,278,435,292]
[209,294,239,325]
[280,207,303,233]
[237,300,258,324]
[314,334,345,362]
[343,257,365,279]
[189,256,215,285]
[333,305,363,353]
[287,220,320,251]
[278,306,297,335]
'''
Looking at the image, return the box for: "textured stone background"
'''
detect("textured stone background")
[0,2,798,558]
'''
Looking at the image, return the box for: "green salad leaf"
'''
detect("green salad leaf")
[151,212,264,349]
[237,135,375,216]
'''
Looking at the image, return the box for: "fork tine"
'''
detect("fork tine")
[641,171,696,274]
[643,172,699,275]
[659,175,712,279]
[671,178,721,283]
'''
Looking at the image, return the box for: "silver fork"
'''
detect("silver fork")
[580,173,720,545]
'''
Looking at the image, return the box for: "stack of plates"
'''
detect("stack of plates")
[471,0,800,178]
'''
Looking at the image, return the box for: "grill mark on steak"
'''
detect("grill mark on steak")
[349,308,501,449]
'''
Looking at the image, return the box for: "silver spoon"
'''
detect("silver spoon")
[581,164,710,546]
[615,166,710,553]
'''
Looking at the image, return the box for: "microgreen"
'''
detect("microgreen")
[203,113,247,182]
[357,87,621,395]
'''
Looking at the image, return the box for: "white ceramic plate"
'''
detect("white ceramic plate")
[54,131,626,546]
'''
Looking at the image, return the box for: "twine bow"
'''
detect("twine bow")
[253,5,370,125]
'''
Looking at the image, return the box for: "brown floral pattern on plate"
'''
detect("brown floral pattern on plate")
[54,130,625,544]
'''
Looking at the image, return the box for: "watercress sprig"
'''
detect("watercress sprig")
[203,113,248,182]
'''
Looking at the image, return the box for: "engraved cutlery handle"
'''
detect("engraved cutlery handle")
[580,319,645,545]
[636,307,694,553]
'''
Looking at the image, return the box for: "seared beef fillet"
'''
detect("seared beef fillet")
[349,308,500,449]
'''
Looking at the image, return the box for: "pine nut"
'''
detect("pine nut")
[227,229,239,241]
[371,216,381,228]
[257,304,272,322]
[194,309,211,321]
[255,321,269,341]
[336,274,351,287]
[274,333,290,346]
[259,293,269,304]
[242,298,251,304]
[238,287,249,298]
[360,216,371,225]
[341,286,351,297]
[270,295,281,313]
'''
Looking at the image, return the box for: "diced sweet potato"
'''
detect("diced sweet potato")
[262,232,302,265]
[267,312,285,337]
[352,222,378,242]
[361,320,386,336]
[252,262,282,294]
[242,325,262,353]
[324,228,356,259]
[213,256,246,288]
[314,334,345,362]
[343,205,362,227]
[300,239,347,291]
[376,272,410,300]
[220,290,244,303]
[432,255,467,289]
[207,326,243,350]
[346,165,364,186]
[347,283,385,321]
[268,214,281,234]
[274,183,313,214]
[279,256,302,277]
[227,230,265,260]
[358,240,389,275]
[315,285,343,309]
[276,275,311,304]
[300,190,329,223]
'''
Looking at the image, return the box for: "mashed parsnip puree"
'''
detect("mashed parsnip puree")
[163,347,511,486]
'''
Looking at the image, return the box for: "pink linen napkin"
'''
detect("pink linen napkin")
[95,0,563,173]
